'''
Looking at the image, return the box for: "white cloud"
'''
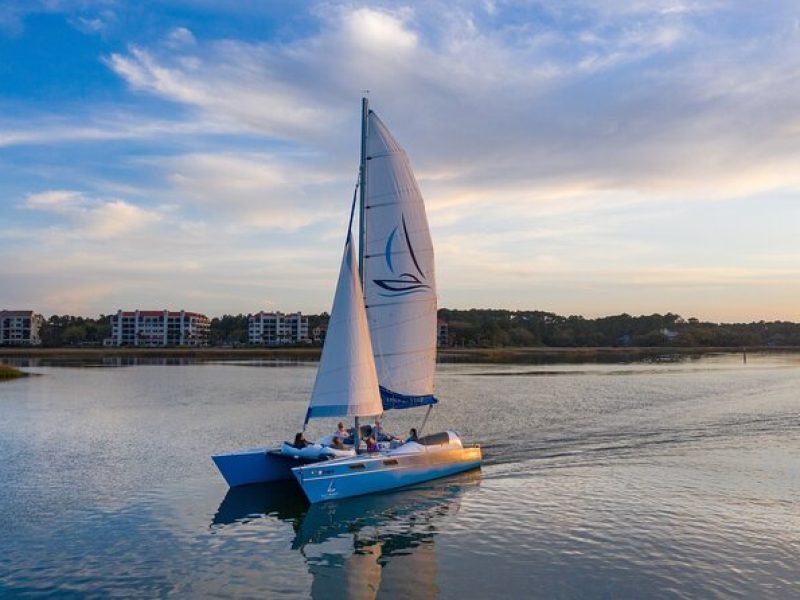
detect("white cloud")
[93,3,800,205]
[83,199,159,238]
[154,152,341,232]
[106,43,337,139]
[24,190,161,240]
[70,9,116,35]
[0,115,237,148]
[2,2,800,320]
[340,7,418,51]
[24,190,83,210]
[167,26,196,47]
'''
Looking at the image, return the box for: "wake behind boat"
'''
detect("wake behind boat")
[212,97,482,502]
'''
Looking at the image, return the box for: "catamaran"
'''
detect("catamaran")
[212,98,482,503]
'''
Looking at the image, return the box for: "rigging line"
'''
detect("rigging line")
[346,175,360,237]
[418,405,434,436]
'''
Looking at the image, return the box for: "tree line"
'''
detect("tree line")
[31,310,800,348]
[438,309,800,348]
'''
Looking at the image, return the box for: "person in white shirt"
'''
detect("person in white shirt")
[335,421,353,444]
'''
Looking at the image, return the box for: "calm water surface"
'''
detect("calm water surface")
[0,354,798,598]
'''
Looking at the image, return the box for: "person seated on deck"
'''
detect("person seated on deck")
[293,432,310,449]
[331,436,345,450]
[335,422,354,444]
[365,436,379,453]
[405,428,419,444]
[373,419,396,442]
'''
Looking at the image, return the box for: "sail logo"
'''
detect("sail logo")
[326,481,337,496]
[373,214,431,297]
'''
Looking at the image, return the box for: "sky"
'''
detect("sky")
[1,0,799,322]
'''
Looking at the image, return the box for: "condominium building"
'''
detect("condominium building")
[0,310,44,345]
[248,312,309,345]
[109,310,210,346]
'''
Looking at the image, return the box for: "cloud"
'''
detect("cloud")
[2,2,800,320]
[0,1,117,37]
[24,190,82,209]
[24,190,161,240]
[6,3,799,205]
[70,9,116,35]
[94,3,800,204]
[166,26,195,47]
[153,152,342,232]
[105,44,337,139]
[0,210,341,316]
[0,115,235,148]
[340,6,418,52]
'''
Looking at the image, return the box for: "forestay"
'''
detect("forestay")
[363,111,438,409]
[306,233,383,421]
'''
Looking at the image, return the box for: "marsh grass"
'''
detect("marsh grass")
[0,364,24,379]
[0,346,797,365]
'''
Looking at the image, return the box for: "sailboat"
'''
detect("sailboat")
[212,98,482,502]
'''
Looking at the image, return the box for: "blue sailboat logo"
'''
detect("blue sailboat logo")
[373,215,430,297]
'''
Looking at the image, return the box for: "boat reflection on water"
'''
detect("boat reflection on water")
[212,479,308,527]
[212,470,481,599]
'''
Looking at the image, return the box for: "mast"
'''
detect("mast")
[358,96,369,285]
[355,95,369,450]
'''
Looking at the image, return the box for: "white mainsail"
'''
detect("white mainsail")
[306,233,383,421]
[363,111,438,406]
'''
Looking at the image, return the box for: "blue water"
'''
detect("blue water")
[0,354,798,598]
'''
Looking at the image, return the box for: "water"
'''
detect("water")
[0,354,798,598]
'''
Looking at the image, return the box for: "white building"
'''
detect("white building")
[0,310,44,345]
[249,312,309,345]
[109,310,210,346]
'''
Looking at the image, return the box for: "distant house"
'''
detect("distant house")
[0,310,44,345]
[766,333,787,347]
[312,321,328,344]
[109,310,210,346]
[616,334,633,347]
[437,319,449,347]
[249,312,310,345]
[660,328,680,342]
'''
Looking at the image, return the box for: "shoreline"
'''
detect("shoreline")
[1,346,798,364]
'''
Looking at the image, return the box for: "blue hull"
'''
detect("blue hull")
[292,446,482,503]
[212,448,299,487]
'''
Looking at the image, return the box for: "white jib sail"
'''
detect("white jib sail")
[307,233,383,420]
[363,111,437,402]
